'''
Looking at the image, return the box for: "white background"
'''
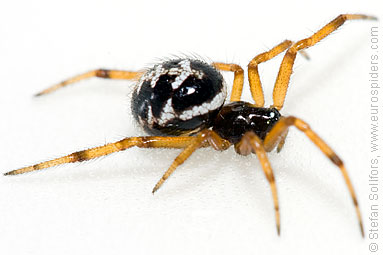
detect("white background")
[0,1,381,254]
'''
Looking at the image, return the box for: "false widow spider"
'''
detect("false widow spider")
[4,14,377,236]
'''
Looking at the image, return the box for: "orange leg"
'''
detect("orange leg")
[272,14,377,110]
[263,116,364,237]
[238,132,281,235]
[152,130,231,193]
[212,63,244,102]
[247,40,293,107]
[3,136,197,176]
[276,129,289,153]
[35,69,144,96]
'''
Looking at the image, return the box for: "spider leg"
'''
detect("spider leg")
[236,132,280,235]
[276,129,289,153]
[212,63,244,102]
[35,69,144,96]
[152,130,231,193]
[272,14,377,110]
[4,136,197,176]
[247,40,293,107]
[214,40,309,105]
[263,116,364,237]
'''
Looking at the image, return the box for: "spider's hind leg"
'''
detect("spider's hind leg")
[35,69,144,96]
[4,136,198,176]
[212,63,244,102]
[152,130,231,193]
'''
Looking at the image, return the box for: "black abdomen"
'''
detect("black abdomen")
[131,59,226,136]
[213,101,281,144]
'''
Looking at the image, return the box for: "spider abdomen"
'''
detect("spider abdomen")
[213,101,281,144]
[131,59,227,136]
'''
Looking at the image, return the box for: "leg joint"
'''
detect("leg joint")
[329,153,343,167]
[284,116,296,126]
[135,137,151,148]
[230,64,244,73]
[70,150,88,162]
[96,69,110,78]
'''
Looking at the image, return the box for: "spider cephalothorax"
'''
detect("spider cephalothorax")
[5,14,377,236]
[213,101,281,144]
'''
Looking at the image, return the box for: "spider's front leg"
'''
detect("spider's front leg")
[263,116,364,237]
[236,132,281,235]
[213,40,309,106]
[3,136,199,176]
[247,40,293,107]
[35,69,144,96]
[272,14,377,110]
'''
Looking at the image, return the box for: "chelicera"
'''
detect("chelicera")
[4,14,377,236]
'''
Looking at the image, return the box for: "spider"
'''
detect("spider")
[4,14,377,236]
